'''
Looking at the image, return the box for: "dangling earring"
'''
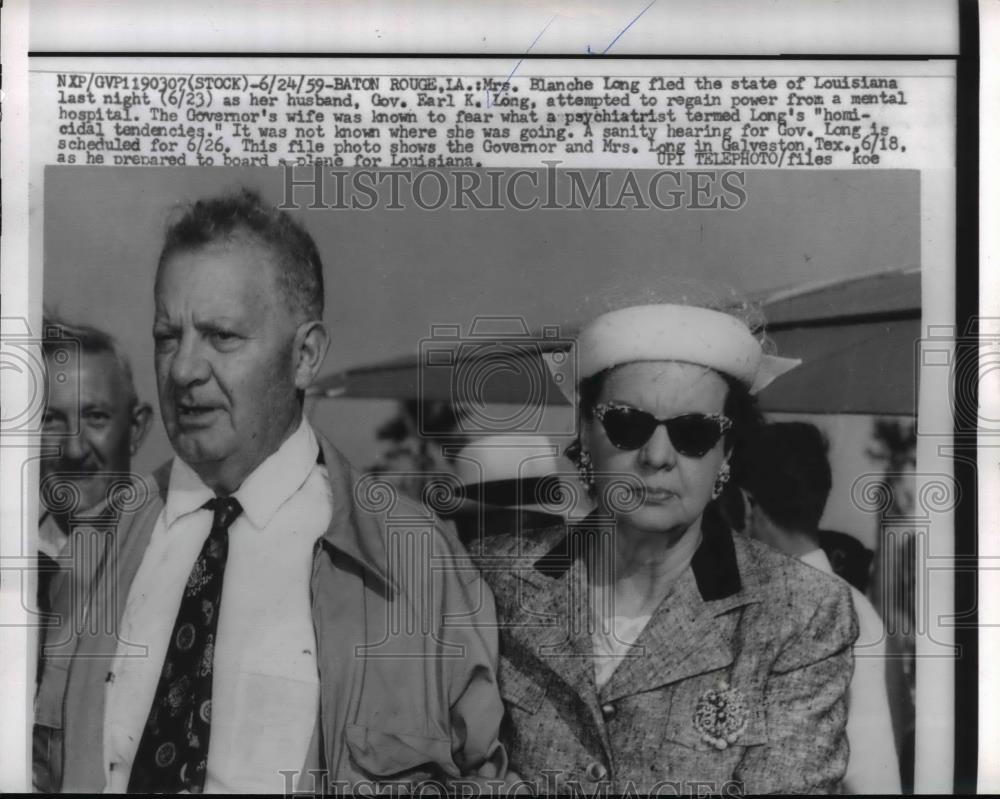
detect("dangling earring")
[712,462,731,500]
[577,448,595,491]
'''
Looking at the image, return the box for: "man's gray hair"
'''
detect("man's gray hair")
[157,187,324,322]
[42,314,139,407]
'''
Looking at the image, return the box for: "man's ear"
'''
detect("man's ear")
[129,402,154,456]
[292,320,331,391]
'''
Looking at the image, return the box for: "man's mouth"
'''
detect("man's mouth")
[175,402,221,425]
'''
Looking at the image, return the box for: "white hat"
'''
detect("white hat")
[545,303,799,396]
[452,435,591,517]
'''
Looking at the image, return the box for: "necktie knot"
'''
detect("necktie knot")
[203,497,243,531]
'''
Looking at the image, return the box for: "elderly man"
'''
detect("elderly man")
[37,318,153,573]
[34,319,153,792]
[41,189,505,793]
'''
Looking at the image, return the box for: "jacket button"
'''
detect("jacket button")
[586,762,608,782]
[601,702,615,719]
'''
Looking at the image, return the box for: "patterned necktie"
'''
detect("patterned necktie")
[128,496,243,794]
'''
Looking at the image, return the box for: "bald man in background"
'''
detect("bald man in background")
[35,318,153,791]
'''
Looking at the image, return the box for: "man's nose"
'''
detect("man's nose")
[639,424,678,470]
[168,335,211,386]
[62,430,91,463]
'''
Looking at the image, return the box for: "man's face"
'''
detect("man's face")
[154,239,304,493]
[41,350,142,515]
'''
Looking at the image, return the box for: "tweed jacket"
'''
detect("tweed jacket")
[475,511,858,795]
[35,433,506,792]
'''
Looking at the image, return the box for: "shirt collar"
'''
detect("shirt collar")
[37,512,69,558]
[164,417,320,530]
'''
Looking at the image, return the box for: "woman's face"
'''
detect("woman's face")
[583,361,730,537]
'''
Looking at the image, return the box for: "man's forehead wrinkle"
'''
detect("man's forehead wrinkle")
[176,232,285,279]
[80,362,132,412]
[157,273,271,323]
[66,351,126,393]
[212,235,300,317]
[155,234,285,316]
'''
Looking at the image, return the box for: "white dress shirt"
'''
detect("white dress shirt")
[104,418,333,793]
[799,547,901,794]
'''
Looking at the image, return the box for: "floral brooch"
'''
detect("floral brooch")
[692,680,750,750]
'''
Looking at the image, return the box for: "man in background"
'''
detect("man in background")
[446,434,592,545]
[34,317,153,791]
[37,318,153,572]
[38,189,505,793]
[739,421,900,794]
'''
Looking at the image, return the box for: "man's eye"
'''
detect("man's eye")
[42,412,65,431]
[153,330,177,346]
[211,331,239,345]
[83,411,111,424]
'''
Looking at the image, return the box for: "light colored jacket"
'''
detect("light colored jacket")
[35,435,506,792]
[476,512,859,795]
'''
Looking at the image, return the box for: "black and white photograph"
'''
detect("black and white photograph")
[1,1,988,794]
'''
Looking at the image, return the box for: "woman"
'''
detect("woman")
[478,303,858,795]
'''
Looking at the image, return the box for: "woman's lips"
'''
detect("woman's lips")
[639,486,676,503]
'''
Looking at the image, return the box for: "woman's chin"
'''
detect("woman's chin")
[614,502,695,536]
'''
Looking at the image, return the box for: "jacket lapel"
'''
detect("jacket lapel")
[506,552,594,674]
[500,527,613,756]
[600,568,736,703]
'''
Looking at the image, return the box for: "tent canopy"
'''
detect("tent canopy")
[309,269,921,416]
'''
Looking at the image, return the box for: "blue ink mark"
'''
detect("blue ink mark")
[602,0,657,54]
[487,13,558,107]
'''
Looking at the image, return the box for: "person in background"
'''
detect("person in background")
[478,301,857,794]
[36,189,506,793]
[447,434,593,544]
[816,528,874,594]
[866,418,917,790]
[37,318,153,596]
[367,400,470,503]
[739,421,900,794]
[34,318,153,792]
